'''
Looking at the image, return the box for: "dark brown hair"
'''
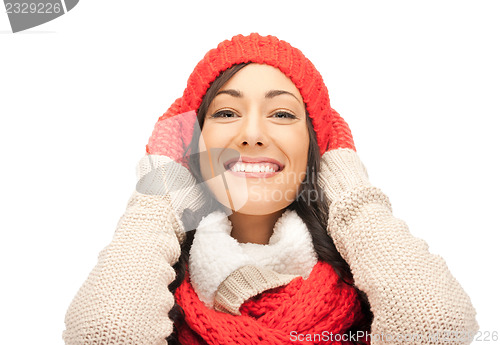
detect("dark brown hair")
[166,62,373,344]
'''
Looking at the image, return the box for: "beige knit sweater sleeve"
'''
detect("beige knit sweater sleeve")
[319,148,479,345]
[62,190,183,345]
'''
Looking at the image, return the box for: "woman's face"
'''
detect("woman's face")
[198,63,309,215]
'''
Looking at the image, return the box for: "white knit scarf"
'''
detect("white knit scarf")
[188,209,318,309]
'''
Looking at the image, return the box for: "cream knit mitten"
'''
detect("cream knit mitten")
[318,148,373,205]
[135,154,211,242]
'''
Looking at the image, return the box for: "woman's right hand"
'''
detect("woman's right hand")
[135,153,213,243]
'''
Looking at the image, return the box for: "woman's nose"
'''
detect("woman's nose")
[237,112,267,148]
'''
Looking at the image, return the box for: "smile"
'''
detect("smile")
[223,156,284,178]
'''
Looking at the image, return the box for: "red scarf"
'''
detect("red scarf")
[174,260,370,345]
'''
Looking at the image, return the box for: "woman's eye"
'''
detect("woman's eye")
[272,111,297,119]
[210,110,237,118]
[210,110,297,119]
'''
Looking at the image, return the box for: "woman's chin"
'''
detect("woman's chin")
[225,200,291,216]
[204,176,297,215]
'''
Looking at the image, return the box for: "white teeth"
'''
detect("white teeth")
[230,163,277,173]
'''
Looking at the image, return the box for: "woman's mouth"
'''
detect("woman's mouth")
[223,157,284,178]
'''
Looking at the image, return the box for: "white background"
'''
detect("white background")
[1,1,499,344]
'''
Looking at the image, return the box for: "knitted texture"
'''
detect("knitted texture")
[318,148,371,208]
[319,149,479,344]
[146,32,355,159]
[174,260,368,345]
[214,265,298,315]
[62,190,183,344]
[147,108,197,169]
[136,153,213,240]
[327,186,479,344]
[188,209,318,311]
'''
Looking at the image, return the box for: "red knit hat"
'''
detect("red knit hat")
[147,32,355,160]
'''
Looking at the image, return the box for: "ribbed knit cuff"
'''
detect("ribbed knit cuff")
[214,265,298,315]
[318,148,371,207]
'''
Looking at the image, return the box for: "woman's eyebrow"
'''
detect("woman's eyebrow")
[215,89,242,98]
[215,89,302,104]
[265,89,301,104]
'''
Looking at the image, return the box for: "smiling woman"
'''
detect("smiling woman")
[62,33,479,345]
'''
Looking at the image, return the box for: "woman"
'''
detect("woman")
[63,33,478,345]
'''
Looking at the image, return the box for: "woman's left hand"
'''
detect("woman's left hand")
[318,148,372,207]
